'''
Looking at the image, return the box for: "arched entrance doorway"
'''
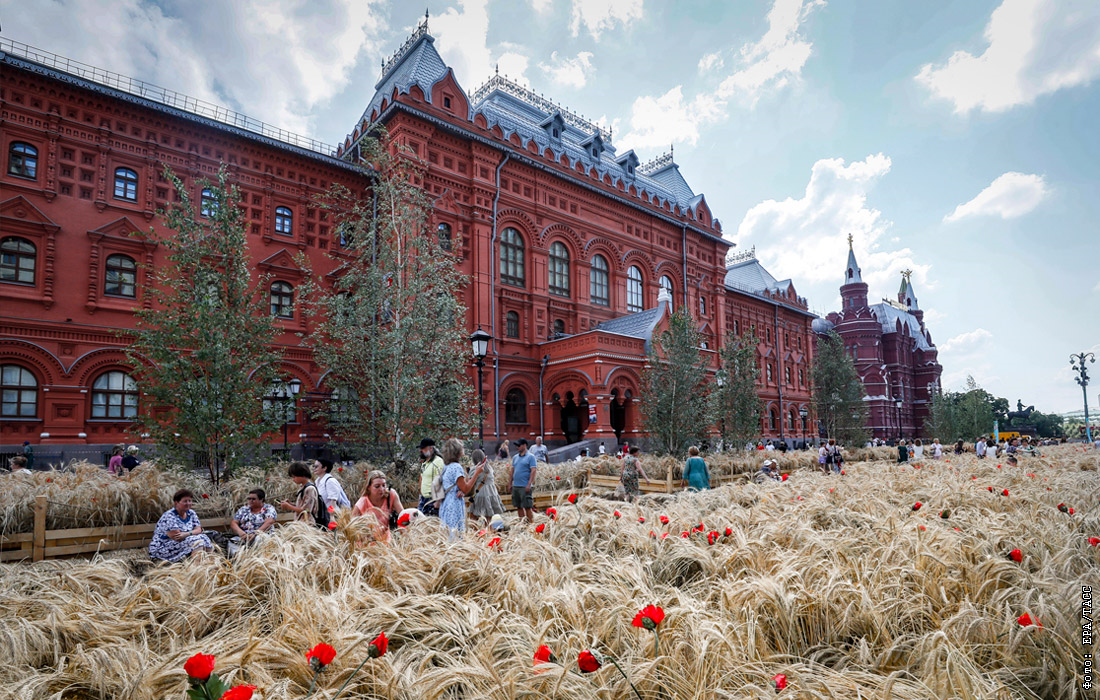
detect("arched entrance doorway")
[609,388,632,442]
[558,390,590,444]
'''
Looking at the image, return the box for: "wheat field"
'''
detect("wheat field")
[1,445,1097,699]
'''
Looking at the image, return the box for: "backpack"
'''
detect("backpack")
[298,482,330,530]
[428,459,447,506]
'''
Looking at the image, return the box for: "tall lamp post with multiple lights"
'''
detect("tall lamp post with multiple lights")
[895,399,903,443]
[799,406,808,446]
[281,378,302,453]
[1070,352,1095,442]
[470,327,491,450]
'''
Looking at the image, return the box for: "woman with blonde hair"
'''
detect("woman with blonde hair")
[352,470,403,543]
[439,438,486,538]
[468,448,505,523]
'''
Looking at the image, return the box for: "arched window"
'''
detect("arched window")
[553,319,565,337]
[275,207,293,235]
[8,142,37,179]
[113,167,139,201]
[1,364,37,417]
[659,275,674,309]
[548,241,570,296]
[784,366,791,384]
[0,237,36,285]
[769,408,778,431]
[788,410,797,431]
[590,254,609,306]
[200,188,218,217]
[104,254,137,297]
[505,311,520,339]
[766,363,773,383]
[437,223,452,251]
[699,295,706,316]
[500,227,525,286]
[627,266,644,312]
[798,368,804,386]
[263,380,300,422]
[270,282,294,318]
[505,387,527,424]
[91,370,138,419]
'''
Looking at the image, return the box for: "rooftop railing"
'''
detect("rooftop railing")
[1,36,337,157]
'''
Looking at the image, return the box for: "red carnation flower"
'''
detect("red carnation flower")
[1017,613,1041,627]
[614,510,621,518]
[997,464,1002,469]
[533,644,557,665]
[535,523,546,534]
[1009,548,1022,562]
[327,522,337,530]
[681,531,689,538]
[567,494,578,504]
[1070,508,1076,515]
[306,643,337,670]
[220,686,256,700]
[637,516,645,524]
[1089,537,1100,547]
[487,536,501,548]
[1058,503,1069,513]
[368,631,388,658]
[397,512,411,528]
[184,653,216,682]
[918,525,926,531]
[555,476,561,480]
[660,532,669,539]
[912,502,922,511]
[659,515,670,525]
[547,507,558,520]
[781,474,788,481]
[337,467,344,472]
[202,494,209,499]
[477,529,487,537]
[632,605,665,629]
[707,530,719,545]
[649,530,657,538]
[1002,489,1009,497]
[971,476,977,480]
[840,470,845,475]
[773,673,787,690]
[828,488,835,493]
[577,649,602,673]
[327,505,335,513]
[987,487,993,492]
[724,527,733,537]
[46,478,52,483]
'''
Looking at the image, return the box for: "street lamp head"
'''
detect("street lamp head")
[470,326,491,360]
[895,400,903,409]
[288,378,302,395]
[799,407,808,418]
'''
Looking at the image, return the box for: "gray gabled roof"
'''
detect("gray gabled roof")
[725,258,779,292]
[869,303,933,351]
[594,295,671,353]
[361,25,451,125]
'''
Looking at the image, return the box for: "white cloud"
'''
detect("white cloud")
[433,0,532,88]
[940,328,993,354]
[698,51,724,73]
[735,153,931,293]
[529,0,553,13]
[622,0,822,149]
[916,0,1100,114]
[569,0,644,40]
[6,0,386,137]
[944,172,1048,222]
[539,51,595,89]
[921,308,947,325]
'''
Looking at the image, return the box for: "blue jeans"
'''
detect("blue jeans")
[417,495,439,517]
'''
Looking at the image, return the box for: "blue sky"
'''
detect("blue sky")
[4,0,1099,413]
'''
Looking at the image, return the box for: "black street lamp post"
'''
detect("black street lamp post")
[799,406,808,446]
[1070,352,1095,442]
[282,378,302,453]
[470,327,491,451]
[895,399,903,443]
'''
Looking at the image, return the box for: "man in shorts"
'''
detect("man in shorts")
[509,438,537,523]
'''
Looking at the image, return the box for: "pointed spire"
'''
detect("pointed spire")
[902,270,920,310]
[843,234,863,285]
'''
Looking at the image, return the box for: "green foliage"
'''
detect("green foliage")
[639,308,714,455]
[125,166,282,484]
[712,330,762,447]
[811,331,868,446]
[299,134,475,461]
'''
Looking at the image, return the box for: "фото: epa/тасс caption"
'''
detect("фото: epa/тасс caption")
[1084,585,1094,691]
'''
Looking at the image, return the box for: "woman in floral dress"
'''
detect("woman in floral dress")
[438,438,486,539]
[619,446,651,502]
[149,489,213,562]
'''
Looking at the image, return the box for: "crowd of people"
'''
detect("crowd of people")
[6,429,1085,563]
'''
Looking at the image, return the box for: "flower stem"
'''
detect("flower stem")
[303,670,319,700]
[330,654,373,700]
[654,628,660,658]
[609,657,644,700]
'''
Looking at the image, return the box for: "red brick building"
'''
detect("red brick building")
[0,24,816,459]
[814,237,942,440]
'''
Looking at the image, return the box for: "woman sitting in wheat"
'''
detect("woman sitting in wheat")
[149,489,213,562]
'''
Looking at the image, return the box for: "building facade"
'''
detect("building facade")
[814,238,943,440]
[1,23,816,458]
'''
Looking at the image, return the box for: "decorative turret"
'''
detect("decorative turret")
[840,233,868,312]
[899,269,923,326]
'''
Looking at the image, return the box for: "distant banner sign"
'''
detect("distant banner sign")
[588,405,598,424]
